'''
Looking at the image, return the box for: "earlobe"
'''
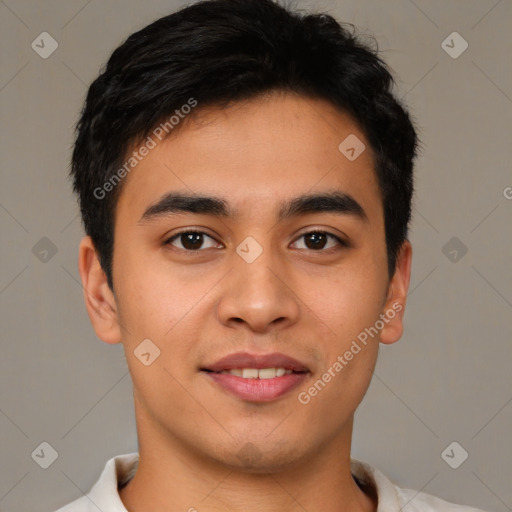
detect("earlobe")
[78,236,122,344]
[380,240,412,345]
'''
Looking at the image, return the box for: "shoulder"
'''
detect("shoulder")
[53,496,91,512]
[350,458,488,512]
[52,452,139,512]
[396,487,488,511]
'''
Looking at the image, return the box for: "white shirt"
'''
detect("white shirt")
[54,452,486,512]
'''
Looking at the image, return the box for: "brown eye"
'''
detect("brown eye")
[166,231,220,251]
[292,231,347,251]
[304,232,328,250]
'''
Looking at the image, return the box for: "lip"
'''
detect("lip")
[201,352,310,403]
[202,352,310,372]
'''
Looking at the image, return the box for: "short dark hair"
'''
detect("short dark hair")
[71,0,418,291]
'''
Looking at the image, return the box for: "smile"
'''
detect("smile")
[201,351,310,402]
[216,367,293,378]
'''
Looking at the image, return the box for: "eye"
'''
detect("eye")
[164,229,348,253]
[165,231,222,251]
[291,230,348,252]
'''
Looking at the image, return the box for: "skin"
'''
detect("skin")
[79,91,412,512]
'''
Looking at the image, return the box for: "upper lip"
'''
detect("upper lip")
[202,352,310,372]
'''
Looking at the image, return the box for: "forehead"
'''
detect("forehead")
[115,92,382,225]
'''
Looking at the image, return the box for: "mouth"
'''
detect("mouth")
[201,352,310,402]
[205,367,299,378]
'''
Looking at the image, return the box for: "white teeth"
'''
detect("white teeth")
[258,368,277,379]
[242,368,259,379]
[219,368,293,379]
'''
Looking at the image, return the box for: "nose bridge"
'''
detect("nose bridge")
[216,238,300,332]
[237,248,282,297]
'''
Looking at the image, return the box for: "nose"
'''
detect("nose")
[216,249,300,334]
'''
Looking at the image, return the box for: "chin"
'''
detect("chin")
[213,438,308,474]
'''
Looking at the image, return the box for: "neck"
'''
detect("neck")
[120,398,376,512]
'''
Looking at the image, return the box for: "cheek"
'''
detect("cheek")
[297,278,382,418]
[114,251,213,341]
[313,262,387,339]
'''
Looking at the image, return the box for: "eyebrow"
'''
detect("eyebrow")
[139,190,368,224]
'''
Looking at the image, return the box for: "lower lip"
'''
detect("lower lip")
[204,372,308,402]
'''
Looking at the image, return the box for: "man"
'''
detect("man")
[56,0,486,510]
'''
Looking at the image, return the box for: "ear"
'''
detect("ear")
[379,240,412,345]
[78,236,122,344]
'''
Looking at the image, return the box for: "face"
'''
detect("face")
[81,91,410,472]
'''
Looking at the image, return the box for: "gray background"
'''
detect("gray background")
[1,0,511,511]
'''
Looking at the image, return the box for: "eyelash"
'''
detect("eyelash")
[164,229,349,253]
